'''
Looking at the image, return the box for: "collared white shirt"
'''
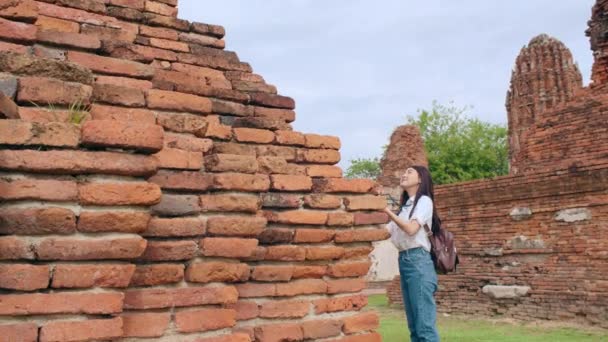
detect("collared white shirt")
[386,194,433,252]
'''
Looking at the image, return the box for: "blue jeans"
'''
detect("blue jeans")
[398,247,440,342]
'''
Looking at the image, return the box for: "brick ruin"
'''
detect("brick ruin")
[386,0,608,328]
[0,1,390,341]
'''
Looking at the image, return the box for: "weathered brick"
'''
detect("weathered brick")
[124,285,238,309]
[326,212,354,226]
[0,17,36,42]
[0,41,28,54]
[314,294,368,314]
[228,300,259,321]
[251,265,294,282]
[78,182,161,206]
[129,263,184,286]
[179,32,224,48]
[354,213,388,226]
[206,216,267,237]
[265,210,328,225]
[191,21,225,38]
[257,156,289,174]
[81,22,138,42]
[40,318,123,342]
[212,98,253,115]
[122,312,170,338]
[0,207,76,235]
[196,333,252,342]
[261,193,301,208]
[0,292,123,315]
[213,142,256,156]
[52,264,135,288]
[0,51,93,84]
[17,76,92,106]
[106,5,144,21]
[186,261,250,283]
[328,261,372,278]
[148,170,213,191]
[36,15,80,33]
[296,148,340,164]
[249,93,295,109]
[144,217,206,237]
[304,194,342,209]
[68,51,154,78]
[92,83,146,107]
[258,228,294,245]
[236,283,276,298]
[201,237,258,258]
[0,120,80,147]
[304,133,341,149]
[306,165,343,178]
[175,308,236,333]
[95,76,152,90]
[0,92,19,118]
[254,323,303,342]
[326,278,366,294]
[36,236,147,260]
[88,104,155,123]
[145,0,177,16]
[205,154,258,173]
[254,106,296,122]
[81,120,163,152]
[200,193,260,213]
[149,37,189,52]
[293,229,335,243]
[292,265,327,279]
[306,246,345,260]
[334,229,389,243]
[264,245,305,261]
[156,112,208,136]
[212,173,270,192]
[0,178,78,201]
[147,89,212,113]
[0,236,34,260]
[0,150,158,176]
[151,194,201,216]
[141,240,198,261]
[55,0,107,13]
[256,145,296,161]
[234,127,275,143]
[153,147,204,170]
[37,30,101,50]
[259,299,309,318]
[313,178,376,193]
[269,174,312,191]
[302,319,343,339]
[0,323,38,342]
[343,195,386,211]
[140,24,177,39]
[343,246,374,259]
[165,132,213,152]
[342,312,380,333]
[78,211,150,233]
[0,264,49,291]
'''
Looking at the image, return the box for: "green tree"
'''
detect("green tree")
[406,101,508,184]
[344,102,508,184]
[345,157,381,179]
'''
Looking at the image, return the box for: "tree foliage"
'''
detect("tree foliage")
[344,102,508,184]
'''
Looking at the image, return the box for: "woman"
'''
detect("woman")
[383,165,440,342]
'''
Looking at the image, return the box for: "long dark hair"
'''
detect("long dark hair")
[397,165,441,235]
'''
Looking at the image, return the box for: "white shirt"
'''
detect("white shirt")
[386,195,433,252]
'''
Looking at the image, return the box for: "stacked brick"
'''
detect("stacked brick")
[506,34,583,175]
[388,0,608,327]
[0,1,386,341]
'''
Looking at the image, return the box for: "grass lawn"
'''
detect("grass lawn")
[366,294,608,342]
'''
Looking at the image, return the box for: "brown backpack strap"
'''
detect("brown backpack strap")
[423,223,433,237]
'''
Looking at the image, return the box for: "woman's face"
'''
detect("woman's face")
[399,167,420,190]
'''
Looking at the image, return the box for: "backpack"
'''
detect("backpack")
[423,223,459,274]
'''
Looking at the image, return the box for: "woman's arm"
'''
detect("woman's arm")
[383,207,421,236]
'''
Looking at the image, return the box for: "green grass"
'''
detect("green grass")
[366,294,608,342]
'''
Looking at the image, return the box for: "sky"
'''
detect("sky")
[180,0,595,169]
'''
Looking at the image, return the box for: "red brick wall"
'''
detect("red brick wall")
[0,1,385,341]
